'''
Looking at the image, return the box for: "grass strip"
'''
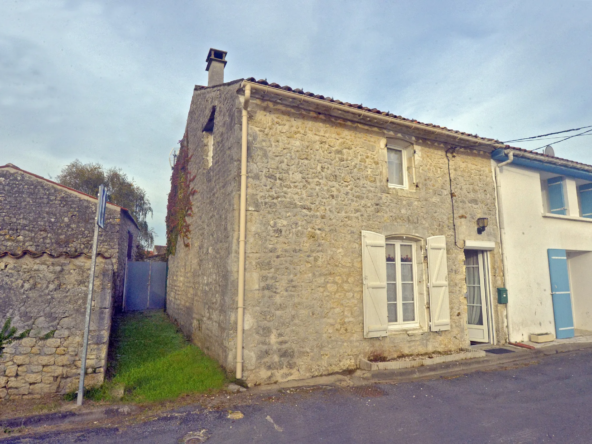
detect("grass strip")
[87,311,226,403]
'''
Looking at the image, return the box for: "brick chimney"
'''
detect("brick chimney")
[206,48,227,87]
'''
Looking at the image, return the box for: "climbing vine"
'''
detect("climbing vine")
[166,132,197,256]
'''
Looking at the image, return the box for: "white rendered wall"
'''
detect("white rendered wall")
[496,162,592,342]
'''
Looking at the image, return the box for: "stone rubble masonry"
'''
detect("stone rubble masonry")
[167,81,507,386]
[0,254,112,400]
[0,166,139,399]
[167,80,243,372]
[0,167,139,309]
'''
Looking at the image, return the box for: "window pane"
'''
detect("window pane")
[387,283,397,303]
[467,267,480,286]
[402,283,414,302]
[401,264,413,282]
[388,303,397,323]
[388,149,403,186]
[387,263,396,282]
[468,304,483,326]
[400,245,413,263]
[464,251,478,266]
[402,303,415,322]
[386,244,396,263]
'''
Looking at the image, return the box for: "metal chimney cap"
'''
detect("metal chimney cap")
[205,48,228,71]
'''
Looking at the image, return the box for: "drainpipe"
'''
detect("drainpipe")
[497,150,514,169]
[236,84,251,380]
[494,151,513,343]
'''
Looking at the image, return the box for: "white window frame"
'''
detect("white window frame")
[540,173,568,215]
[386,239,419,330]
[387,146,408,190]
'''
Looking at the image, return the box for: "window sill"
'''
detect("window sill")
[388,324,424,335]
[387,185,418,197]
[542,213,592,223]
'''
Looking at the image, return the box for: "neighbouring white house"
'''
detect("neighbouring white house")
[493,148,592,343]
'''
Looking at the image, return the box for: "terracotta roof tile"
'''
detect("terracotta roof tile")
[242,77,592,170]
[244,77,501,145]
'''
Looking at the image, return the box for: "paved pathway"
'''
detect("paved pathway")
[4,349,592,443]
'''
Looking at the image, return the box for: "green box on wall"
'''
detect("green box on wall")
[497,288,508,304]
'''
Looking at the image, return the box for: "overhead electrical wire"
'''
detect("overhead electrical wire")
[502,124,592,144]
[530,127,592,151]
[433,124,592,153]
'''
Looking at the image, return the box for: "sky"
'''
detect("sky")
[1,0,591,244]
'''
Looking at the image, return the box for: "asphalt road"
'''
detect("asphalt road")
[4,349,592,443]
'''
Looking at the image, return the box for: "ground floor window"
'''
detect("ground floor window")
[386,241,417,325]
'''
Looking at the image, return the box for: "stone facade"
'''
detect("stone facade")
[167,80,507,386]
[167,80,243,370]
[0,254,112,399]
[0,165,139,398]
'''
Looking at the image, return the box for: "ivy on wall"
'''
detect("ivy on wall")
[166,132,197,256]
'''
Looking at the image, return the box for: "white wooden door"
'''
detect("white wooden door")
[465,251,489,342]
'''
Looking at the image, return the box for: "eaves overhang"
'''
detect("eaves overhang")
[239,79,506,152]
[492,149,592,181]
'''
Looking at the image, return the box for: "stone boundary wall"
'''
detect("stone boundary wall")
[0,168,124,257]
[0,167,139,311]
[0,254,113,400]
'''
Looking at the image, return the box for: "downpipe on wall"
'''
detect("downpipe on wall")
[236,84,251,380]
[494,151,513,342]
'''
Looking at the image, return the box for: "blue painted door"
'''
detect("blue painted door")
[547,249,575,339]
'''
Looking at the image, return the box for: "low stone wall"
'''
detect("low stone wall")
[0,254,113,400]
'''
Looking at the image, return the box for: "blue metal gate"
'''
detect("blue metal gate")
[124,262,167,311]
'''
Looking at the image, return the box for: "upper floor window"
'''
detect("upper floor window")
[387,147,406,188]
[544,176,567,215]
[387,138,415,190]
[578,183,592,219]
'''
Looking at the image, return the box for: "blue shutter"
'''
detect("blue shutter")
[547,177,566,215]
[547,249,575,339]
[578,183,592,218]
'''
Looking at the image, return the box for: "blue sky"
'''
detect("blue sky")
[1,0,591,243]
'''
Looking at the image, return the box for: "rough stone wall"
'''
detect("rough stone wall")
[0,254,113,400]
[166,81,243,370]
[240,100,506,385]
[0,167,137,308]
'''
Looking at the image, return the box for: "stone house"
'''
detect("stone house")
[492,148,592,343]
[0,164,139,399]
[166,49,508,386]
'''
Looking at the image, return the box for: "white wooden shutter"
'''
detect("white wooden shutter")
[361,231,388,338]
[427,235,451,332]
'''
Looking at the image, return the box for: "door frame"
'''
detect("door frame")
[465,250,496,344]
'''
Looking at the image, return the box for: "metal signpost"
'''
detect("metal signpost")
[77,185,107,406]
